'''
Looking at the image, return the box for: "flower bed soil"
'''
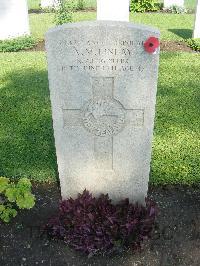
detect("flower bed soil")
[28,7,96,14]
[0,184,200,266]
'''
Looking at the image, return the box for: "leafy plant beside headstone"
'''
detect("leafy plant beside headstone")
[54,0,75,25]
[0,36,37,52]
[45,190,157,256]
[0,177,35,223]
[186,38,200,52]
[130,0,160,13]
[76,0,85,10]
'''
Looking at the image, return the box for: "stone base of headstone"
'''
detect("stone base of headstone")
[46,21,160,204]
[0,0,30,40]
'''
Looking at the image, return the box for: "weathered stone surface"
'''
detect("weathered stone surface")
[97,0,130,22]
[0,0,30,40]
[193,0,200,38]
[41,0,59,9]
[164,0,184,8]
[45,21,160,203]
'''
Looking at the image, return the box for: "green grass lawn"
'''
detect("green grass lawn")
[185,0,197,9]
[152,52,200,185]
[0,52,199,184]
[0,52,57,182]
[28,0,40,10]
[28,0,97,10]
[30,13,55,40]
[29,12,194,41]
[130,13,194,40]
[27,0,196,10]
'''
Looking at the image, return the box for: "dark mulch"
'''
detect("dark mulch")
[27,40,194,53]
[28,9,45,14]
[0,184,200,266]
[28,41,46,52]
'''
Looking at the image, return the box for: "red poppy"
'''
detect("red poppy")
[144,37,160,53]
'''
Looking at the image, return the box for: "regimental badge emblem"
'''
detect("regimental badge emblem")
[82,97,126,137]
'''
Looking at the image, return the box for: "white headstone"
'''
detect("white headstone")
[41,0,60,9]
[45,21,160,204]
[0,0,30,40]
[164,0,184,8]
[97,0,130,22]
[193,0,200,38]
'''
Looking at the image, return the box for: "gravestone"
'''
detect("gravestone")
[97,0,130,21]
[0,0,30,40]
[193,0,200,38]
[41,0,59,9]
[45,21,160,204]
[164,0,184,8]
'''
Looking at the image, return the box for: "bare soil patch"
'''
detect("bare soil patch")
[160,40,193,52]
[0,184,200,266]
[28,40,193,53]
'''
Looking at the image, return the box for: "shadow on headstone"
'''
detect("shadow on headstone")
[168,29,193,39]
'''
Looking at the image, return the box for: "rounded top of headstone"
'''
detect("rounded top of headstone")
[45,21,160,38]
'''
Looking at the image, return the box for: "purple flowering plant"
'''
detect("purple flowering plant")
[45,190,157,256]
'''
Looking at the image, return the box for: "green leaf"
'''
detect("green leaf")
[5,187,18,202]
[0,36,37,52]
[0,204,5,213]
[0,177,9,193]
[16,192,35,209]
[0,204,17,223]
[17,178,32,190]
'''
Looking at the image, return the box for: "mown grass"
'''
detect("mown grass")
[27,0,196,10]
[152,52,200,185]
[184,0,197,10]
[28,0,97,10]
[0,52,199,184]
[28,0,40,10]
[29,12,194,41]
[0,53,57,182]
[30,13,55,40]
[131,13,194,40]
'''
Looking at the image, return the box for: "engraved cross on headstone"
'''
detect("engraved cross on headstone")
[63,77,144,171]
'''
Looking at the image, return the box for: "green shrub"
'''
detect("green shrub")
[54,0,75,25]
[130,0,159,13]
[76,0,85,10]
[0,36,37,52]
[0,177,35,223]
[186,38,200,52]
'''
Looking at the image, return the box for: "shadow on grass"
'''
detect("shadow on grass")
[155,54,200,133]
[0,68,58,182]
[0,53,200,186]
[150,52,200,184]
[168,29,193,39]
